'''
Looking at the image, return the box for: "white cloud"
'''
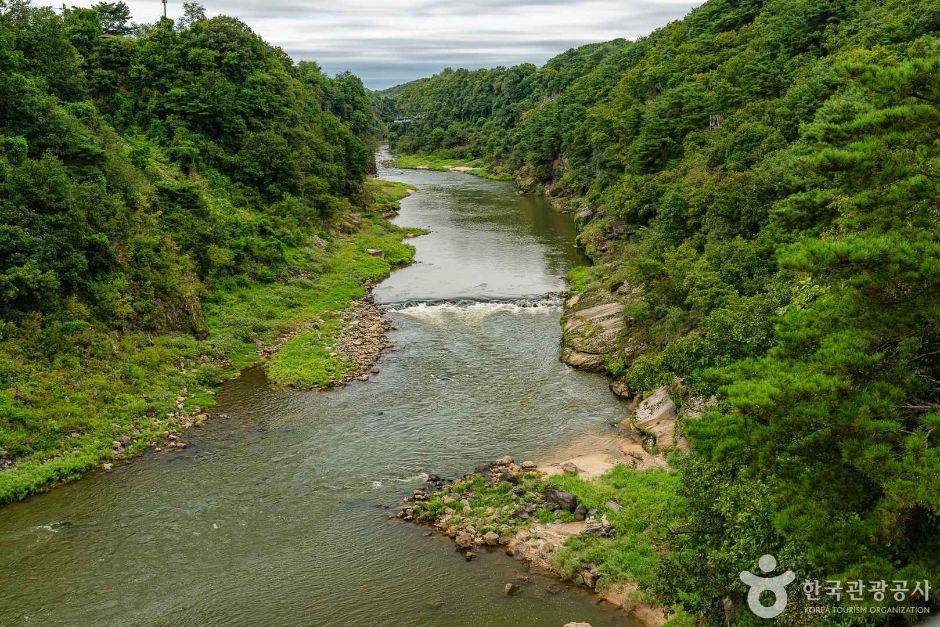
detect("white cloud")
[65,0,703,88]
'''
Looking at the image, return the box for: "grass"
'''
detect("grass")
[410,461,684,604]
[566,265,605,294]
[0,177,417,504]
[365,178,415,213]
[392,151,513,181]
[547,466,684,592]
[267,318,351,388]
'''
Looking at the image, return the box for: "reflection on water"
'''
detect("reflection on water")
[374,152,586,304]
[0,157,634,626]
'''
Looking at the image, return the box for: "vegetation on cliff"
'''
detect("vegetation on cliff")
[0,1,409,502]
[381,0,940,621]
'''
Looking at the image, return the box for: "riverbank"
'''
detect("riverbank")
[400,446,691,626]
[380,151,698,624]
[386,152,513,181]
[0,178,420,504]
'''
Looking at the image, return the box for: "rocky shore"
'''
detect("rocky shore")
[398,455,669,626]
[330,296,394,385]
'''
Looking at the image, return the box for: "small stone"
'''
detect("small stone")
[371,367,380,374]
[574,504,588,521]
[503,582,520,596]
[521,460,537,470]
[464,551,478,561]
[154,447,162,452]
[366,248,385,258]
[605,499,623,513]
[482,532,499,546]
[102,463,113,472]
[493,455,513,466]
[455,532,473,549]
[425,595,444,608]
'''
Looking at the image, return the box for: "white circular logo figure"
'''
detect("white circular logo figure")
[739,554,796,619]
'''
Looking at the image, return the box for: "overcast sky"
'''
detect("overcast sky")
[67,0,703,89]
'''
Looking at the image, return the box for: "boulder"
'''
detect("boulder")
[483,532,500,546]
[575,207,595,223]
[544,488,578,513]
[561,295,626,371]
[631,386,678,451]
[561,347,606,370]
[521,460,538,470]
[493,455,514,466]
[573,504,588,521]
[455,532,474,549]
[605,499,623,513]
[609,379,633,399]
[561,462,579,474]
[580,565,600,589]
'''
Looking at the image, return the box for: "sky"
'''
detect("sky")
[67,0,703,89]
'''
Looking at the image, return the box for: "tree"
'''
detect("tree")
[177,2,206,31]
[91,2,131,36]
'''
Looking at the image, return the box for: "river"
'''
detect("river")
[0,154,636,626]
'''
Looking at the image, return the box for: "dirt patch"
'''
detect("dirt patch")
[538,430,669,477]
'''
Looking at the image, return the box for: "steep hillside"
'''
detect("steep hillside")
[381,0,940,621]
[0,2,405,501]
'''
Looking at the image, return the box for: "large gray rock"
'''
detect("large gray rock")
[544,488,579,513]
[631,386,678,451]
[575,207,595,223]
[609,379,633,399]
[561,347,607,370]
[561,294,627,371]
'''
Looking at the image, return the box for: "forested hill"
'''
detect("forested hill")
[2,1,375,331]
[381,0,940,621]
[0,2,398,500]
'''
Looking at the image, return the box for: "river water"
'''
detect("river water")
[0,155,635,626]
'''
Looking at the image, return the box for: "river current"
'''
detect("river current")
[0,154,635,626]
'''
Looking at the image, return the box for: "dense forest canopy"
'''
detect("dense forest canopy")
[382,0,940,621]
[0,0,376,333]
[0,0,391,500]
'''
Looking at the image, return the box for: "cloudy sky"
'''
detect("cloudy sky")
[69,0,703,89]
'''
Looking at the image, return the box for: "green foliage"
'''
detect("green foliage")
[382,0,940,621]
[392,151,511,180]
[549,466,684,591]
[0,1,397,501]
